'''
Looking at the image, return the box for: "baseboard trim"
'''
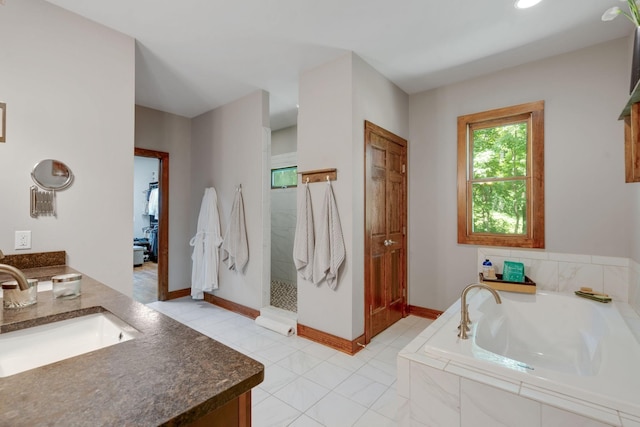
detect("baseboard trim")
[203,294,260,319]
[166,288,190,300]
[297,324,365,355]
[408,305,443,319]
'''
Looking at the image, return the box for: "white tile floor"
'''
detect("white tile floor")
[147,297,433,427]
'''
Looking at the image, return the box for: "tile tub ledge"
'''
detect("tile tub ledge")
[0,266,264,426]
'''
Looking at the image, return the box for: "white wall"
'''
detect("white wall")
[352,54,410,338]
[408,38,636,311]
[297,52,409,340]
[135,105,192,292]
[271,125,297,155]
[297,54,355,339]
[0,0,135,295]
[190,90,269,309]
[133,156,159,239]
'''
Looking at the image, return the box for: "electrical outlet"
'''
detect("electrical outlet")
[14,230,31,250]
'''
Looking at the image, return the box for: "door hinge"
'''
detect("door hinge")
[402,164,406,173]
[403,226,406,235]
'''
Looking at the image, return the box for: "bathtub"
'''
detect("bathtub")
[398,289,640,426]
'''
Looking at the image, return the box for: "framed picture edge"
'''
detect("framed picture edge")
[0,102,5,143]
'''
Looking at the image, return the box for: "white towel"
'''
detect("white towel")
[313,181,345,289]
[148,188,159,217]
[293,183,315,281]
[189,187,223,299]
[221,187,249,272]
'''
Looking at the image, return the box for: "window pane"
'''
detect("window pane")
[271,167,297,188]
[472,122,527,179]
[471,180,527,235]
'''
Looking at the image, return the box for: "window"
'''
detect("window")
[271,166,297,188]
[457,101,544,248]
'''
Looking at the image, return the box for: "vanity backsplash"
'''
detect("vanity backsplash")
[0,251,66,270]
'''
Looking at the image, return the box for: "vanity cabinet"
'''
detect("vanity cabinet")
[188,392,251,427]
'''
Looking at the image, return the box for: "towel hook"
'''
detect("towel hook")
[306,177,309,184]
[326,175,330,182]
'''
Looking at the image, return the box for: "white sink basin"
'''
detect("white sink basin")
[0,311,140,377]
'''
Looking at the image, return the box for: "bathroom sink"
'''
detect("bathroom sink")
[0,311,140,377]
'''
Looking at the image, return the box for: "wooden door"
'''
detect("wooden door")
[364,121,407,342]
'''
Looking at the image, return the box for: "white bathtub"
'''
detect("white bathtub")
[400,289,640,426]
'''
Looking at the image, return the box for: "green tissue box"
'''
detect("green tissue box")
[502,261,525,283]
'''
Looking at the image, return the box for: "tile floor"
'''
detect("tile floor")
[146,297,433,427]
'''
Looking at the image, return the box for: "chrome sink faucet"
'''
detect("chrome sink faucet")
[458,283,502,340]
[0,250,30,290]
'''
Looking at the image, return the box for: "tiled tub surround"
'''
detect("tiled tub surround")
[0,266,264,426]
[398,288,640,427]
[477,248,631,303]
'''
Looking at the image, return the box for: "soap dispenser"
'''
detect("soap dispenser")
[482,259,496,279]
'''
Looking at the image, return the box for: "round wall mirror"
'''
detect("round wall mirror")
[31,159,74,191]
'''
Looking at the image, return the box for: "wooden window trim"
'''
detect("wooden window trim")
[457,101,545,248]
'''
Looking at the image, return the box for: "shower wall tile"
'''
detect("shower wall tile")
[558,262,603,294]
[272,260,297,283]
[271,210,297,228]
[520,259,559,291]
[271,187,297,286]
[604,265,629,302]
[272,233,294,262]
[549,252,592,263]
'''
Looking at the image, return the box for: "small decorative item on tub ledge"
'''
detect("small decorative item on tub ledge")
[574,287,612,303]
[479,272,536,294]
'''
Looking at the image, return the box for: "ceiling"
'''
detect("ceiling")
[44,0,631,130]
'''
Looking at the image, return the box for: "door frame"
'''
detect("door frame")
[134,147,170,301]
[363,120,408,344]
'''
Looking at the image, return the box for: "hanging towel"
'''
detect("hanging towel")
[189,187,223,299]
[313,181,345,289]
[148,188,159,217]
[293,183,315,281]
[221,187,249,272]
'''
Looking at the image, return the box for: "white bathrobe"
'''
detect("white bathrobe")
[313,181,345,289]
[293,183,315,281]
[189,187,223,299]
[222,188,249,272]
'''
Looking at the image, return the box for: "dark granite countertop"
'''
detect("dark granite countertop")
[0,266,264,426]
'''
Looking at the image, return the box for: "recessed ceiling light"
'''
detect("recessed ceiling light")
[515,0,542,9]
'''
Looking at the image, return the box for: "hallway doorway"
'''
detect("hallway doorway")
[134,147,170,302]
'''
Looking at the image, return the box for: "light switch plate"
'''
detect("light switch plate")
[15,230,31,250]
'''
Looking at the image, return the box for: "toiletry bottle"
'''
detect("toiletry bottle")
[482,259,492,278]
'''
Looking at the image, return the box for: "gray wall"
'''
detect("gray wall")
[408,37,636,311]
[0,0,135,296]
[190,90,270,310]
[297,52,410,340]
